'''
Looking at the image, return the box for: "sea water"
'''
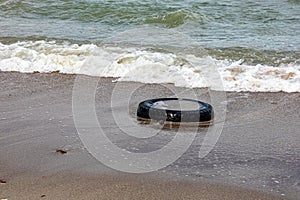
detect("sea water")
[0,0,299,92]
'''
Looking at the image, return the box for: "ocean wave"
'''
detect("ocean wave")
[0,40,299,92]
[1,0,299,52]
[145,10,209,28]
[0,40,97,73]
[0,0,206,27]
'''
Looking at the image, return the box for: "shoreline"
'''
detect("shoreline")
[1,71,299,199]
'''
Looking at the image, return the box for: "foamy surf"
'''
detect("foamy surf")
[0,41,299,92]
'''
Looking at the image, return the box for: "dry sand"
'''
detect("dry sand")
[0,72,299,199]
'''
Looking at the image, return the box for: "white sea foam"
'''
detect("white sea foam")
[0,40,97,74]
[0,41,299,92]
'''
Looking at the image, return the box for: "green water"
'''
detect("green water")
[0,0,299,62]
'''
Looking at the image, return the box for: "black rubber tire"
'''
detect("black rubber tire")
[137,98,214,123]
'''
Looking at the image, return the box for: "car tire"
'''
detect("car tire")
[137,98,214,124]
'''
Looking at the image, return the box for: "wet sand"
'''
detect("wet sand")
[0,72,299,199]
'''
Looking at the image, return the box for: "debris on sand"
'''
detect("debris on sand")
[56,149,67,154]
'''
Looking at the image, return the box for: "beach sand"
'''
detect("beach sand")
[0,72,299,199]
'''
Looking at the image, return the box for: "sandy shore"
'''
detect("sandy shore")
[0,72,299,199]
